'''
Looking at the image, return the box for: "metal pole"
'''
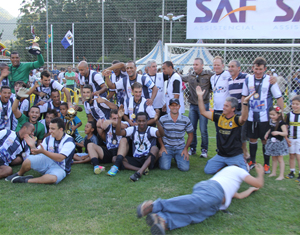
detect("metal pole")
[46,0,49,69]
[224,39,227,63]
[72,23,75,68]
[133,19,136,62]
[161,0,164,63]
[102,0,104,70]
[170,20,172,43]
[289,38,295,101]
[51,24,53,70]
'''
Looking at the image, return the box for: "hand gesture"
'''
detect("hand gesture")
[102,69,111,77]
[71,125,76,132]
[162,104,166,112]
[244,91,255,104]
[93,96,105,104]
[264,133,269,140]
[159,146,168,156]
[146,99,153,106]
[196,86,205,97]
[181,148,189,161]
[269,76,277,85]
[24,134,36,148]
[0,67,9,78]
[40,92,47,98]
[118,104,124,118]
[255,163,264,175]
[34,80,40,87]
[31,144,45,155]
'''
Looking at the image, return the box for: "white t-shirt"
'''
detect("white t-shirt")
[146,73,165,109]
[58,72,65,86]
[166,72,185,114]
[211,166,249,210]
[210,70,231,111]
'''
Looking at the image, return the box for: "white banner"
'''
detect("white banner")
[186,0,300,39]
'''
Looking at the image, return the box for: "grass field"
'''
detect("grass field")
[1,108,300,234]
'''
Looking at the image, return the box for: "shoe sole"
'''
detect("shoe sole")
[137,200,152,218]
[146,214,158,227]
[130,177,139,182]
[150,224,165,235]
[11,175,33,183]
[107,172,116,176]
[94,168,103,175]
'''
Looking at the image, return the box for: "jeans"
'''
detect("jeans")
[204,153,247,174]
[152,180,224,230]
[159,147,189,171]
[189,103,209,151]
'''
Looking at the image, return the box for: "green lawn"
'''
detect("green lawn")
[1,108,300,234]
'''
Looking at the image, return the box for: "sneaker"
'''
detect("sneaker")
[188,148,196,155]
[94,165,105,175]
[11,175,33,183]
[248,161,255,170]
[130,172,141,182]
[286,171,295,179]
[295,173,300,182]
[264,164,271,174]
[137,200,153,218]
[146,213,166,235]
[200,149,208,158]
[107,165,118,176]
[5,172,19,181]
[143,167,149,176]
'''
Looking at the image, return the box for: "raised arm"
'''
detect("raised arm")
[116,105,127,136]
[196,86,212,120]
[102,70,116,89]
[239,92,254,125]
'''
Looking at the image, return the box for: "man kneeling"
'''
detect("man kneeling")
[136,164,264,235]
[107,105,164,181]
[6,118,75,184]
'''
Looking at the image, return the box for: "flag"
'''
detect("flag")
[61,30,73,49]
[45,31,52,49]
[31,25,35,36]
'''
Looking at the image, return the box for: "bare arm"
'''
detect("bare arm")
[94,96,117,110]
[243,163,264,188]
[94,83,108,97]
[233,187,259,199]
[239,92,255,125]
[103,62,126,72]
[149,85,158,104]
[61,87,72,107]
[12,98,22,119]
[115,105,127,136]
[87,113,95,122]
[276,97,284,111]
[196,86,212,120]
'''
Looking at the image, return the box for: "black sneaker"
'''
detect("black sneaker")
[286,171,295,179]
[5,172,19,181]
[130,172,141,182]
[295,173,300,182]
[143,167,149,176]
[11,175,33,183]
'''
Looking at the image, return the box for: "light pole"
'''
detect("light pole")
[159,13,185,43]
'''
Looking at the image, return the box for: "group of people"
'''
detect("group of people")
[0,44,299,234]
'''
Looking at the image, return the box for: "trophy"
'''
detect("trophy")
[26,36,41,55]
[65,108,77,135]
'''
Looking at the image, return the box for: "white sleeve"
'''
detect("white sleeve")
[60,141,76,157]
[271,83,282,99]
[84,102,91,115]
[0,130,8,139]
[143,75,155,89]
[149,127,158,138]
[94,73,105,86]
[241,78,249,96]
[146,105,156,118]
[98,98,110,109]
[121,121,130,127]
[40,138,48,150]
[115,77,124,90]
[52,80,64,91]
[79,76,84,86]
[124,99,129,115]
[38,103,48,113]
[20,99,29,112]
[125,126,134,137]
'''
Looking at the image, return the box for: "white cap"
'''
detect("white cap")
[271,69,275,72]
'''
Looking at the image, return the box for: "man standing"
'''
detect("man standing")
[65,66,76,95]
[0,86,14,131]
[228,60,250,159]
[159,98,194,171]
[0,122,34,179]
[241,57,283,173]
[181,58,214,157]
[197,86,253,174]
[162,61,185,114]
[78,61,107,100]
[103,61,158,105]
[8,46,45,93]
[136,164,264,235]
[51,65,60,81]
[7,118,75,184]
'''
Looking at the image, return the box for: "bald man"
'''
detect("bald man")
[78,61,108,101]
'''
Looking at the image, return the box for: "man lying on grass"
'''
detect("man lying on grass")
[136,164,264,235]
[6,118,75,184]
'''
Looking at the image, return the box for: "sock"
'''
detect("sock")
[249,142,257,163]
[91,158,100,167]
[263,144,270,166]
[290,168,295,172]
[114,155,124,169]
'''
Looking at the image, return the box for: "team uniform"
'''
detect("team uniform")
[0,130,30,166]
[79,69,107,98]
[204,112,247,174]
[114,73,155,101]
[210,70,231,112]
[0,77,9,87]
[145,73,165,109]
[39,119,48,135]
[165,72,185,114]
[61,115,84,144]
[285,112,300,154]
[124,126,158,169]
[241,74,282,139]
[0,98,15,131]
[124,97,156,124]
[109,71,127,106]
[27,133,75,184]
[34,79,64,104]
[84,99,111,121]
[38,101,62,114]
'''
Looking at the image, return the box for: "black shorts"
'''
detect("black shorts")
[125,155,155,169]
[246,121,270,140]
[99,147,118,164]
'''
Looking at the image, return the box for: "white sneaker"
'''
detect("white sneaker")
[200,149,208,158]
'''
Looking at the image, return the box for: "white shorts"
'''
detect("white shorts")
[289,139,300,154]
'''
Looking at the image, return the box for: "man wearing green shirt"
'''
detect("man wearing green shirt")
[8,43,44,93]
[12,96,45,146]
[65,66,75,96]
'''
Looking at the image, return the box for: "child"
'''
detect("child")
[285,95,300,182]
[73,121,99,164]
[60,102,83,152]
[264,106,288,180]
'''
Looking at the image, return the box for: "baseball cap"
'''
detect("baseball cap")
[169,98,180,105]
